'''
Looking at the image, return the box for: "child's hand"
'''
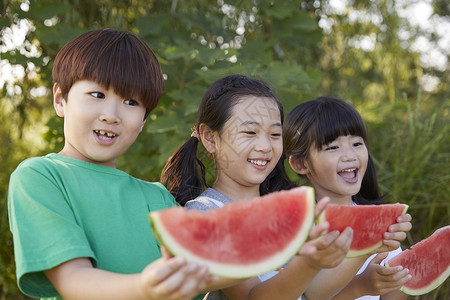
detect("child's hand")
[297,197,353,269]
[139,247,210,300]
[377,213,412,253]
[355,252,411,296]
[299,226,353,270]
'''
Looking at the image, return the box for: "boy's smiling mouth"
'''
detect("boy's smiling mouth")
[94,129,117,140]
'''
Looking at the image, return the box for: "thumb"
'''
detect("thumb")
[315,197,330,220]
[160,246,174,259]
[298,244,317,256]
[370,252,389,265]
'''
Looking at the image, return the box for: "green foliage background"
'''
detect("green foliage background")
[1,0,448,299]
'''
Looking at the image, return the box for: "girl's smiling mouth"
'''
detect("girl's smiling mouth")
[248,159,269,166]
[338,167,358,183]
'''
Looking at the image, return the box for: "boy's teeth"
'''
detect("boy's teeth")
[96,130,115,137]
[249,159,268,166]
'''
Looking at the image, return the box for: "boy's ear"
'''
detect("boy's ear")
[139,119,146,133]
[289,156,310,175]
[199,123,216,154]
[53,83,65,117]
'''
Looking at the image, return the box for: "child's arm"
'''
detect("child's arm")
[304,255,370,300]
[44,248,210,300]
[329,252,411,299]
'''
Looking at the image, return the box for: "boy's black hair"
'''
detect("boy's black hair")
[161,74,296,206]
[283,97,383,204]
[52,28,164,116]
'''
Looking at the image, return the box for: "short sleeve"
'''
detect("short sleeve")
[8,160,96,298]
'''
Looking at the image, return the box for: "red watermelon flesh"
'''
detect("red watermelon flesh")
[149,187,315,278]
[386,225,450,296]
[319,203,408,257]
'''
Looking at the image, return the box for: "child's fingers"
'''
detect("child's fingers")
[298,244,318,256]
[334,227,353,250]
[379,239,401,252]
[393,270,412,285]
[314,230,339,249]
[308,221,330,240]
[369,252,389,265]
[376,268,411,290]
[375,264,405,276]
[384,230,406,242]
[153,262,203,296]
[388,221,412,234]
[174,265,209,298]
[314,197,330,220]
[161,246,174,259]
[396,213,412,223]
[142,256,186,285]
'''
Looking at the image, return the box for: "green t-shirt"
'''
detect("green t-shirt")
[8,153,178,299]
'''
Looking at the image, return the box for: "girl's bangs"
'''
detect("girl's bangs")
[313,104,367,148]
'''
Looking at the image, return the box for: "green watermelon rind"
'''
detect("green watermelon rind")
[149,186,316,278]
[385,225,450,296]
[318,203,409,258]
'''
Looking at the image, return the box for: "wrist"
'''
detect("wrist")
[137,272,151,300]
[345,275,366,298]
[296,255,323,272]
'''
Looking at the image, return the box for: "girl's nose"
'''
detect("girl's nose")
[341,147,357,162]
[255,135,271,152]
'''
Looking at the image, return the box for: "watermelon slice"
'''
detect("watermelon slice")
[319,203,408,257]
[386,225,450,296]
[149,187,315,278]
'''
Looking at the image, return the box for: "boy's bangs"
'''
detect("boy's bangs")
[83,38,161,109]
[313,104,367,148]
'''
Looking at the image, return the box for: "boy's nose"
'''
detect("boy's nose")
[99,102,121,124]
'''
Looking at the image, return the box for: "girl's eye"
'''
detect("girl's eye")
[353,142,364,147]
[243,131,256,135]
[124,99,139,106]
[324,145,338,151]
[271,133,281,138]
[90,92,105,99]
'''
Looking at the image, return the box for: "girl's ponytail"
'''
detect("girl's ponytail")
[161,136,207,206]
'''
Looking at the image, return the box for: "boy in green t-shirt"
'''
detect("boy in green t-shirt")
[8,29,212,300]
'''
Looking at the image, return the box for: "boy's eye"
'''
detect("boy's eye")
[90,92,105,99]
[243,131,256,135]
[124,99,139,106]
